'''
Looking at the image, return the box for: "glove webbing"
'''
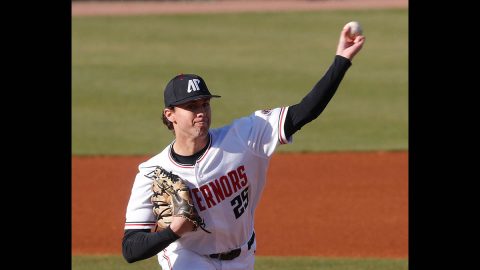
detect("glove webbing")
[148,166,211,234]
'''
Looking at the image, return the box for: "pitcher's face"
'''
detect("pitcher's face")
[165,98,212,139]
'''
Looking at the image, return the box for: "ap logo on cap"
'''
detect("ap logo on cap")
[187,79,201,93]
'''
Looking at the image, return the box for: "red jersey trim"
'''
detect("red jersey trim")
[168,133,212,168]
[278,107,288,144]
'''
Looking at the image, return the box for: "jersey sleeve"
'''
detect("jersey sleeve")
[233,106,291,158]
[124,164,157,230]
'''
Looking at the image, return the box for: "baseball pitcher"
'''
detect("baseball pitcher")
[122,23,365,269]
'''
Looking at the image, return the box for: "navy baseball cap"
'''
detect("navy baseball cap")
[163,74,221,107]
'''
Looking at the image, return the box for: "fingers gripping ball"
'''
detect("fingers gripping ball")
[345,21,363,41]
[149,166,210,233]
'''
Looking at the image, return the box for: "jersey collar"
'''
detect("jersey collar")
[168,132,212,168]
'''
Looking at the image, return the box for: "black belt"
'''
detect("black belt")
[209,232,255,261]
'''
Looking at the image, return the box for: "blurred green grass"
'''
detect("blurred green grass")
[72,255,408,270]
[72,9,407,155]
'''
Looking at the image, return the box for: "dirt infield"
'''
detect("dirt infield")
[72,151,407,258]
[72,0,408,16]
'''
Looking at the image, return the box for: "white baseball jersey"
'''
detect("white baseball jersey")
[124,106,291,255]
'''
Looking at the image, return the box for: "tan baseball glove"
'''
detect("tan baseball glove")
[149,166,210,233]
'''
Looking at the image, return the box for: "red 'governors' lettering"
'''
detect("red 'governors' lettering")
[227,170,241,193]
[208,180,225,202]
[237,165,248,187]
[220,176,232,197]
[192,165,249,211]
[200,185,216,208]
[191,187,206,211]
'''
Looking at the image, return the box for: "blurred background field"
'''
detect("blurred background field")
[72,2,408,269]
[72,255,408,270]
[72,9,407,155]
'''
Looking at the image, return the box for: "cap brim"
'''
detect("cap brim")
[170,94,221,106]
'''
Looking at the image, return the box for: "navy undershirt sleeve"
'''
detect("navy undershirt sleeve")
[284,55,352,138]
[122,226,180,263]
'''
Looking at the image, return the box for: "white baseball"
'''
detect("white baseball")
[345,21,362,40]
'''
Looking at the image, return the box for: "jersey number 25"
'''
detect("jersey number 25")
[230,186,249,219]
